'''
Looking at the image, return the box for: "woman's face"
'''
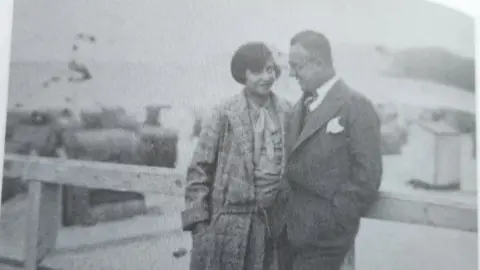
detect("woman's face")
[244,58,277,97]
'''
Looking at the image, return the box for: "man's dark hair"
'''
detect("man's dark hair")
[290,30,333,66]
[230,42,281,85]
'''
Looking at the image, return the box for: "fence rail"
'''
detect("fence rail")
[4,153,184,195]
[1,153,478,270]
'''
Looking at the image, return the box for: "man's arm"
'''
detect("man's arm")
[333,95,383,221]
[181,107,223,231]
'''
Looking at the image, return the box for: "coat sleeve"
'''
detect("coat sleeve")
[181,107,224,231]
[333,95,383,222]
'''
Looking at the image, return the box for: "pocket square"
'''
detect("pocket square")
[326,116,344,134]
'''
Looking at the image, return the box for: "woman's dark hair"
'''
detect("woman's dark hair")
[230,42,281,84]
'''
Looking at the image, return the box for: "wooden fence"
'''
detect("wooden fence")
[1,153,478,270]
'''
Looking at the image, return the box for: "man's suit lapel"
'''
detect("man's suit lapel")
[286,100,304,157]
[225,92,254,179]
[291,80,348,154]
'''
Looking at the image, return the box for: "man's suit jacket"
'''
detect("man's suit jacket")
[285,79,382,254]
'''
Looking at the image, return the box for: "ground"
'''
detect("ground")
[2,193,476,270]
[42,218,476,270]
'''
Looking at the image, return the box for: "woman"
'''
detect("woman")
[182,42,292,270]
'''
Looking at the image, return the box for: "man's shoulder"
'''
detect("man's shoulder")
[341,83,376,109]
[340,83,379,122]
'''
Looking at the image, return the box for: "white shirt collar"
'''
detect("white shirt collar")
[308,74,341,111]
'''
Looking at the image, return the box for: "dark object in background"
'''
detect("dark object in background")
[75,32,96,43]
[67,60,92,82]
[43,32,96,88]
[407,178,460,191]
[2,109,74,204]
[140,127,178,168]
[80,107,139,131]
[141,105,177,168]
[61,128,148,226]
[172,248,188,258]
[2,106,179,225]
[374,45,390,55]
[375,103,409,156]
[380,125,408,156]
[1,178,27,203]
[61,105,178,226]
[191,116,202,138]
[144,105,171,126]
[386,47,475,93]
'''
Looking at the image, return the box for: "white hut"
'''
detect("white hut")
[459,132,477,193]
[406,120,463,188]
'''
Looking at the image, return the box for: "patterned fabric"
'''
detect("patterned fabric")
[244,214,278,270]
[183,91,292,270]
[247,97,284,208]
[253,130,283,208]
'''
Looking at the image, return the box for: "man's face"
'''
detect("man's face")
[288,44,324,93]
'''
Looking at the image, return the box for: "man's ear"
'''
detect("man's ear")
[311,56,325,67]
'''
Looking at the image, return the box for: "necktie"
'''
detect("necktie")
[301,93,318,130]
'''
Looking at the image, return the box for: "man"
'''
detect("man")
[284,30,383,270]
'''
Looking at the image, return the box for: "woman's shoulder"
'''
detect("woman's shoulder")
[202,94,242,120]
[213,93,247,113]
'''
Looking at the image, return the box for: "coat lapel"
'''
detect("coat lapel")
[286,100,303,157]
[270,94,288,173]
[225,92,255,179]
[291,80,348,154]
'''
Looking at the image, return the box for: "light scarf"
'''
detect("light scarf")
[253,105,278,166]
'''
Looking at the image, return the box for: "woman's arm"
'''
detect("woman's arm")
[181,107,224,231]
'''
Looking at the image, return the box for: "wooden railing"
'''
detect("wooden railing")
[1,153,478,270]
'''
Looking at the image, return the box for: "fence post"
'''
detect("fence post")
[23,151,62,270]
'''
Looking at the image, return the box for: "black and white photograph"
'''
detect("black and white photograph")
[0,0,477,269]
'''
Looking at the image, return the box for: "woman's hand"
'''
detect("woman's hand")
[192,221,210,236]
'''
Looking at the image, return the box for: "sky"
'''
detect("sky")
[9,0,475,63]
